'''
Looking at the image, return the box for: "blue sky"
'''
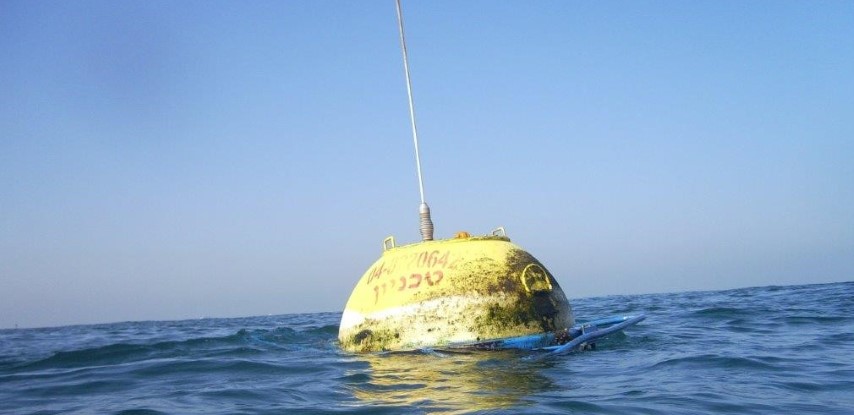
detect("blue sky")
[2,1,852,328]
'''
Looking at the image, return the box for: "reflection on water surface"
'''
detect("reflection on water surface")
[346,349,558,413]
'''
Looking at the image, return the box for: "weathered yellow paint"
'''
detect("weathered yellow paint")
[338,234,574,352]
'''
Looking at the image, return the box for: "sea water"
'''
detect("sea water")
[1,281,852,414]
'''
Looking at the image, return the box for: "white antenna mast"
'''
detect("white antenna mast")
[395,0,434,241]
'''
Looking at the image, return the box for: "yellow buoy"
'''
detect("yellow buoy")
[338,229,574,352]
[339,2,578,353]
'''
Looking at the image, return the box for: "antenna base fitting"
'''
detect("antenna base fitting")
[419,202,434,241]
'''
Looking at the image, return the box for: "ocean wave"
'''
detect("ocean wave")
[2,282,854,414]
[5,324,342,374]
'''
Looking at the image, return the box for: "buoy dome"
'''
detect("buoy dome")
[338,233,574,352]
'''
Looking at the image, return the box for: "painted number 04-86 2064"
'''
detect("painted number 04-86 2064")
[366,250,455,304]
[366,250,455,285]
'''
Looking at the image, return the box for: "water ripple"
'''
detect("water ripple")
[1,282,853,414]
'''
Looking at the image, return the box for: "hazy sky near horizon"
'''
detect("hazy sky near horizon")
[2,1,852,328]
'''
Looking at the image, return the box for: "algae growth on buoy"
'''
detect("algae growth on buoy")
[338,230,574,352]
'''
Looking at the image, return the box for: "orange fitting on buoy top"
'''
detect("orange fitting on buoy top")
[454,231,471,239]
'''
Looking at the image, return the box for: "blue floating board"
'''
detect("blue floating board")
[540,314,646,356]
[453,314,646,355]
